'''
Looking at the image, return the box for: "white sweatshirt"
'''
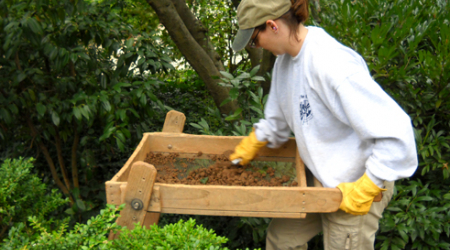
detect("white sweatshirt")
[254,26,418,188]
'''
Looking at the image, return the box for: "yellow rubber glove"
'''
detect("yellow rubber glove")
[337,173,387,215]
[230,129,268,165]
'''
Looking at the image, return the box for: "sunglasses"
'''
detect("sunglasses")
[249,28,261,48]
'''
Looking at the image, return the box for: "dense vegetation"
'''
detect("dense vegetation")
[1,0,449,249]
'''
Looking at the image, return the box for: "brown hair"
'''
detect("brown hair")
[254,0,309,41]
[280,0,309,41]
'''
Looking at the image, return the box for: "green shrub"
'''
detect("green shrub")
[2,204,122,250]
[113,218,229,250]
[0,158,68,241]
[377,180,450,250]
[3,204,243,250]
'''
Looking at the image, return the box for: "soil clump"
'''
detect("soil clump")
[144,152,297,187]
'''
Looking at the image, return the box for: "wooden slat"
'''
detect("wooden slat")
[107,183,341,213]
[162,110,186,133]
[146,132,297,158]
[160,208,305,219]
[150,184,341,214]
[143,111,186,229]
[112,161,157,238]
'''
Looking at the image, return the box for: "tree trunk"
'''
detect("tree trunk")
[148,0,277,110]
[259,50,276,95]
[147,0,239,115]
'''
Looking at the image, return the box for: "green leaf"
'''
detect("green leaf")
[76,199,86,212]
[112,82,131,92]
[65,208,76,215]
[116,136,125,151]
[443,193,450,200]
[73,106,82,120]
[236,72,250,79]
[52,111,60,126]
[80,105,90,120]
[78,53,90,60]
[249,65,260,76]
[220,71,234,80]
[200,177,208,184]
[126,38,134,49]
[140,95,147,106]
[28,90,36,101]
[190,123,204,130]
[8,104,18,114]
[219,97,231,107]
[36,103,46,116]
[116,130,125,143]
[199,118,209,130]
[251,76,265,81]
[102,100,111,112]
[27,17,43,34]
[416,196,434,202]
[229,88,239,100]
[0,108,12,124]
[17,72,27,82]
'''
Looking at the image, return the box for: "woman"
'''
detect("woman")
[230,0,418,249]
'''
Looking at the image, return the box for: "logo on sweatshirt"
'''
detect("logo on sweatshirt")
[300,95,313,124]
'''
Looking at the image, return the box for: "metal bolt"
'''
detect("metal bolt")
[131,199,144,211]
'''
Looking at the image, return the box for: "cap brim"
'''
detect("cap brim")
[232,28,255,52]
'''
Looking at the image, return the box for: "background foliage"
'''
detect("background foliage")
[1,0,450,249]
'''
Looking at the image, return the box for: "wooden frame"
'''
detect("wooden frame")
[106,111,342,236]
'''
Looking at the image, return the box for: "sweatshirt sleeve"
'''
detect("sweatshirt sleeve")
[333,71,418,183]
[253,67,291,148]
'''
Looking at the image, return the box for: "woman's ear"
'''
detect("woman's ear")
[266,20,278,33]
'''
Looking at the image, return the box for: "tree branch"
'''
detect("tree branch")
[69,60,76,77]
[71,122,80,190]
[171,0,225,72]
[26,117,73,204]
[54,126,72,191]
[148,0,239,115]
[15,51,22,71]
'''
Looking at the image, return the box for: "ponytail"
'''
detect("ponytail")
[290,0,309,24]
[279,0,309,41]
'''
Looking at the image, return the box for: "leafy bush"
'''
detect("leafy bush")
[189,65,268,137]
[2,204,122,250]
[0,158,249,250]
[0,0,173,221]
[0,158,68,241]
[377,181,450,250]
[113,218,229,250]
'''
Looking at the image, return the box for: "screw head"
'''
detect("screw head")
[131,199,144,210]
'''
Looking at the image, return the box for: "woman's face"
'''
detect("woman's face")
[250,20,286,55]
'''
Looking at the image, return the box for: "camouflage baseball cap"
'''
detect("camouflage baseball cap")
[232,0,291,51]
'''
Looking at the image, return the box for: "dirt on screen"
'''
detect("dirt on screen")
[144,151,298,187]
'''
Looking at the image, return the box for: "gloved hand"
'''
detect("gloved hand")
[230,129,268,165]
[337,173,386,215]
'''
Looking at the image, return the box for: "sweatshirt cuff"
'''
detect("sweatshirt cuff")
[365,169,385,188]
[254,127,267,143]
